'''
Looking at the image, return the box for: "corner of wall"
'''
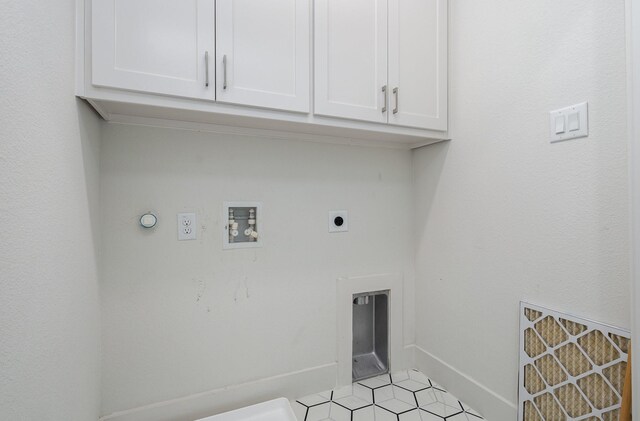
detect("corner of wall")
[414,345,517,421]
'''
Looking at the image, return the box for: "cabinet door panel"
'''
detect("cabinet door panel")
[216,0,310,112]
[389,0,447,130]
[314,0,388,123]
[92,0,214,99]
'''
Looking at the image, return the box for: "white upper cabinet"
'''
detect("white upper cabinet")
[388,0,447,130]
[216,0,310,112]
[92,0,215,99]
[314,0,388,123]
[81,0,449,147]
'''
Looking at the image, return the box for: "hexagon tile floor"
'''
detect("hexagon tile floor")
[291,369,484,421]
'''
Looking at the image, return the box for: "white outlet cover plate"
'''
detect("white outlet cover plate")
[328,210,348,233]
[549,102,588,143]
[178,213,196,240]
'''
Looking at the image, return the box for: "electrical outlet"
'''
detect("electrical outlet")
[328,210,348,233]
[178,213,196,240]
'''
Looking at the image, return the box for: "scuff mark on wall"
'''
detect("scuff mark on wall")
[194,278,206,302]
[233,276,250,302]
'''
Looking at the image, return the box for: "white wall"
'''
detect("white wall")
[413,1,630,419]
[0,1,102,420]
[99,123,414,416]
[629,0,640,416]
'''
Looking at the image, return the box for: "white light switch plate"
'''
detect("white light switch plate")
[178,213,196,240]
[549,102,588,143]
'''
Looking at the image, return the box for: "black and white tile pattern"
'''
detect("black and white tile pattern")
[292,370,484,421]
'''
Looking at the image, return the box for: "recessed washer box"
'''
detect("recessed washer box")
[223,202,262,249]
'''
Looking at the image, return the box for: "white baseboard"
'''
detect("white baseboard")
[401,343,416,371]
[99,363,337,421]
[413,345,517,421]
[100,346,514,421]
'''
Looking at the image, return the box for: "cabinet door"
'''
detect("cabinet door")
[92,0,215,100]
[388,0,447,130]
[314,0,388,123]
[216,0,310,112]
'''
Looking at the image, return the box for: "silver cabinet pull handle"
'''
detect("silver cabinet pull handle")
[223,55,227,90]
[393,87,399,114]
[382,85,387,113]
[205,51,209,87]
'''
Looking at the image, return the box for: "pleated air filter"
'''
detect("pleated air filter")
[519,302,630,421]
